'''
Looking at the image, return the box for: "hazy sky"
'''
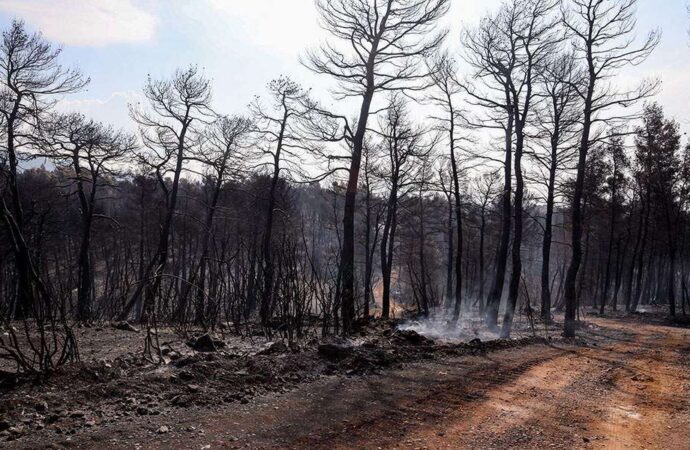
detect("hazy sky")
[0,0,688,133]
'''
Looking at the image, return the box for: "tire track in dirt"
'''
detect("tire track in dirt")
[586,321,690,449]
[18,317,689,449]
[284,318,690,449]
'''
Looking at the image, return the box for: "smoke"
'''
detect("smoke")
[397,308,499,343]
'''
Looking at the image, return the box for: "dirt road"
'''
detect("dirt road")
[16,316,690,449]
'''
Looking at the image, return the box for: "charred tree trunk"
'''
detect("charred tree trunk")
[341,87,375,333]
[380,180,399,319]
[502,121,526,338]
[485,113,513,330]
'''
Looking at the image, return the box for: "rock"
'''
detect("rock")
[187,384,200,393]
[178,370,195,381]
[35,401,49,413]
[318,343,354,360]
[157,425,170,434]
[393,329,434,345]
[171,395,192,407]
[469,338,482,345]
[188,334,225,352]
[631,374,654,382]
[257,341,288,356]
[136,406,149,416]
[69,411,87,419]
[114,321,139,332]
[174,355,201,368]
[7,425,24,437]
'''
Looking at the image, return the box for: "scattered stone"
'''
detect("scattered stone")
[631,374,654,382]
[171,395,192,407]
[257,341,288,356]
[178,370,195,381]
[35,400,49,413]
[188,334,225,352]
[7,425,24,437]
[157,425,170,434]
[114,321,139,333]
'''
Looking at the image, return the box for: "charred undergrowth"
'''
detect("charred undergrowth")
[0,319,549,441]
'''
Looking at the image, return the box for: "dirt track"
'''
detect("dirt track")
[11,316,690,449]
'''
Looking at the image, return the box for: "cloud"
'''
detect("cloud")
[56,91,143,129]
[205,0,322,56]
[0,0,156,46]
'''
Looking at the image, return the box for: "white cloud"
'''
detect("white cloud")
[0,0,156,46]
[56,91,143,129]
[205,0,322,56]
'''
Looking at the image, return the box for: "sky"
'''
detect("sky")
[0,0,688,134]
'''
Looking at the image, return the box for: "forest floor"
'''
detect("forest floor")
[2,313,690,449]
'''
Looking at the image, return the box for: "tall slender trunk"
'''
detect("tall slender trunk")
[119,120,190,321]
[363,182,374,321]
[625,202,644,311]
[632,197,651,312]
[74,153,97,322]
[600,193,618,314]
[380,181,398,319]
[564,69,595,336]
[340,86,375,333]
[194,177,224,325]
[663,197,677,317]
[612,237,625,310]
[485,111,513,330]
[477,207,486,314]
[5,96,33,320]
[541,140,557,322]
[502,121,525,338]
[447,99,464,322]
[445,193,454,308]
[418,193,429,316]
[261,110,287,329]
